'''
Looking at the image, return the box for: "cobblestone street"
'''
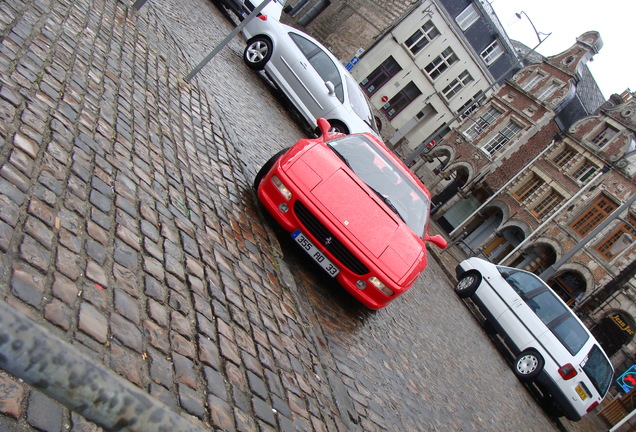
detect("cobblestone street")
[0,0,607,431]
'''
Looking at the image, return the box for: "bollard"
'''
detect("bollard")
[0,301,204,432]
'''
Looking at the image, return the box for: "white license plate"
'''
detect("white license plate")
[292,230,340,277]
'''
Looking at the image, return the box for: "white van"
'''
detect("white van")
[455,257,614,421]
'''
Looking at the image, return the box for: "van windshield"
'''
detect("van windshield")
[583,345,613,396]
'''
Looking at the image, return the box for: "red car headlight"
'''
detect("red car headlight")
[271,175,292,200]
[369,277,394,296]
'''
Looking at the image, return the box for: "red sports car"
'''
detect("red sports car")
[255,119,447,309]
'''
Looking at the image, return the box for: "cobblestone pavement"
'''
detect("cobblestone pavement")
[0,0,606,431]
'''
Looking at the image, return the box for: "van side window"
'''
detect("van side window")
[551,315,589,355]
[525,290,568,325]
[499,269,544,297]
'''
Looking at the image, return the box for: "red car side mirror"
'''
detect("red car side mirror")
[317,118,331,139]
[425,234,448,249]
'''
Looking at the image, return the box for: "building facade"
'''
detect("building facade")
[426,31,636,375]
[352,0,521,152]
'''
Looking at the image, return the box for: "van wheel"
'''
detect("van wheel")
[514,350,544,382]
[454,270,481,298]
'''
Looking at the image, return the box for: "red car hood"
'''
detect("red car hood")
[287,146,424,283]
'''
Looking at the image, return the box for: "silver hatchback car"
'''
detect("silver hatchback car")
[242,16,380,137]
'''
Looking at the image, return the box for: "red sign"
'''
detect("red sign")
[381,96,388,103]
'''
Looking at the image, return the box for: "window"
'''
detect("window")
[289,33,344,103]
[360,56,402,95]
[538,82,560,101]
[591,124,619,147]
[481,40,504,65]
[552,146,576,167]
[522,73,544,91]
[404,20,440,55]
[513,174,543,202]
[381,82,422,118]
[583,345,613,396]
[572,160,597,183]
[595,216,636,260]
[464,106,502,140]
[551,315,589,355]
[456,4,479,30]
[424,48,458,79]
[569,194,617,237]
[526,290,568,327]
[345,75,378,135]
[532,189,564,219]
[457,91,486,120]
[442,70,473,100]
[482,122,522,155]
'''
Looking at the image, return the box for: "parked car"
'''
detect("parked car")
[242,15,381,137]
[455,257,614,421]
[255,119,447,309]
[213,0,284,21]
[243,0,285,19]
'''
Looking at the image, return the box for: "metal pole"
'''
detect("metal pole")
[538,194,636,280]
[0,301,204,432]
[185,0,271,82]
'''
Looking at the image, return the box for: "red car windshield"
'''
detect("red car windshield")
[328,135,430,236]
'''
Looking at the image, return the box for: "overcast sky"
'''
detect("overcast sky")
[489,0,634,99]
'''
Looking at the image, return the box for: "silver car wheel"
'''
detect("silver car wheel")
[244,37,272,70]
[516,353,539,375]
[247,41,268,63]
[454,271,481,298]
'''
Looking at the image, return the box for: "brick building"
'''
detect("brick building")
[422,31,636,373]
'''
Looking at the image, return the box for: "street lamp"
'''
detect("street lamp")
[515,11,552,46]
